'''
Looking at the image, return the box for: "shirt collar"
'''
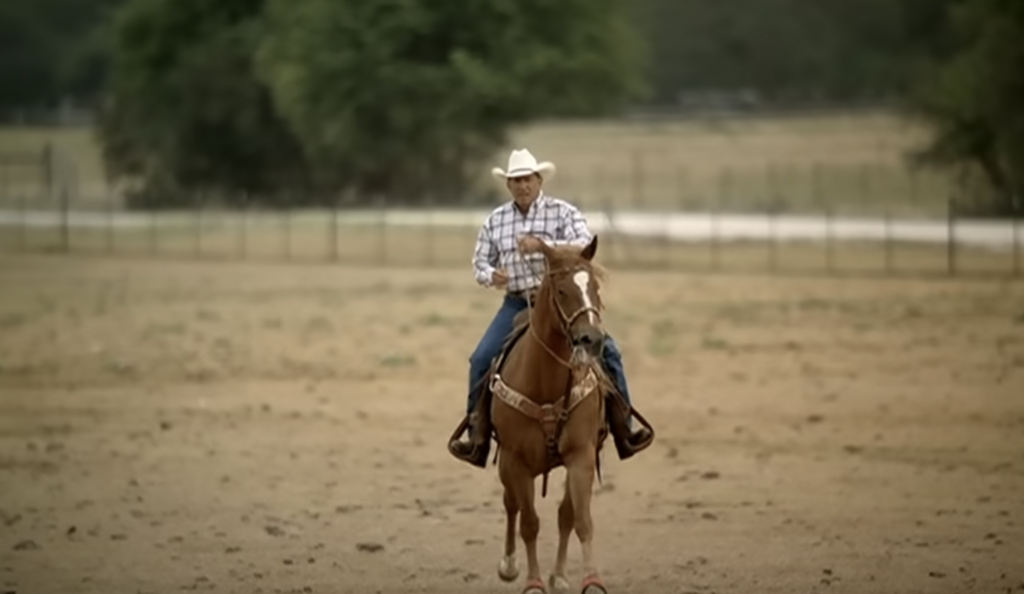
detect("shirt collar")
[510,192,548,214]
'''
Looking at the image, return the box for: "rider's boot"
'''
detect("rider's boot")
[448,384,493,468]
[605,389,654,460]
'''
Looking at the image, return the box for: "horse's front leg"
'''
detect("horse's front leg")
[506,462,543,593]
[548,476,573,593]
[498,486,519,582]
[566,446,606,593]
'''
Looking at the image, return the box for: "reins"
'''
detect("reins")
[519,251,602,371]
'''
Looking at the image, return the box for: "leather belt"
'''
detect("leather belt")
[507,289,538,305]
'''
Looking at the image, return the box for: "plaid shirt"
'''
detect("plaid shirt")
[472,193,593,292]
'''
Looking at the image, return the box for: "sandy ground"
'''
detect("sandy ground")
[1,254,1023,594]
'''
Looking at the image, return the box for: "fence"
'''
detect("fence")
[1,198,1021,280]
[0,124,1022,279]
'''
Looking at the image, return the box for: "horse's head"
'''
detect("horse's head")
[537,236,606,367]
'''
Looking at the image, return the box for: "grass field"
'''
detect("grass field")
[1,254,1022,593]
[0,109,957,216]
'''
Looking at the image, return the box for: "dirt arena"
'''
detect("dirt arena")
[1,254,1022,594]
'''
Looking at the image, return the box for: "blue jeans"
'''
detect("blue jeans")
[467,294,635,417]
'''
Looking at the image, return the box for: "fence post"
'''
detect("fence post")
[825,182,835,276]
[193,193,203,259]
[425,185,436,267]
[859,162,870,215]
[283,199,292,262]
[329,195,338,263]
[378,195,388,265]
[946,197,957,276]
[671,165,687,270]
[149,207,158,256]
[909,168,919,209]
[106,183,115,255]
[711,167,730,271]
[18,194,26,252]
[630,150,643,269]
[237,192,248,260]
[631,149,644,209]
[813,162,832,274]
[59,186,69,253]
[594,163,621,266]
[0,159,8,252]
[42,143,53,205]
[767,162,779,273]
[1013,215,1020,278]
[884,208,893,274]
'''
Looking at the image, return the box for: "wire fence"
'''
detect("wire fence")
[1,145,1021,279]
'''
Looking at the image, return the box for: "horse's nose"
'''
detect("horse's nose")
[574,327,604,351]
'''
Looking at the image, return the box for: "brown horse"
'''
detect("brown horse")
[488,235,615,594]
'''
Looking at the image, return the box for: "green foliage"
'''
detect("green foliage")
[634,0,958,105]
[256,0,645,203]
[0,0,124,111]
[909,0,1024,216]
[19,0,1022,217]
[97,0,310,207]
[91,0,645,206]
[0,2,59,109]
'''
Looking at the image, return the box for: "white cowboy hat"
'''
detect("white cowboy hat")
[491,148,556,182]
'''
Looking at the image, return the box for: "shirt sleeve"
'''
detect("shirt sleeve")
[548,204,593,247]
[472,220,499,287]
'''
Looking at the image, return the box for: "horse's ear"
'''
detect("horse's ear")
[538,239,556,261]
[581,235,598,261]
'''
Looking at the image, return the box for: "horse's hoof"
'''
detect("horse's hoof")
[498,554,519,582]
[548,573,571,593]
[581,573,607,594]
[523,577,547,594]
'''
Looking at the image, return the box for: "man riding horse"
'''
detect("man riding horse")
[448,148,654,468]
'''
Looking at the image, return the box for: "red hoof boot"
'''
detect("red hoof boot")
[581,573,607,594]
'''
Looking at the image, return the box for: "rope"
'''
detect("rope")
[516,247,576,370]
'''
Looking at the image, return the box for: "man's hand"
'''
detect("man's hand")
[517,235,545,254]
[491,268,509,289]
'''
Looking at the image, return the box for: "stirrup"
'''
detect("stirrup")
[447,415,491,468]
[613,408,655,459]
[450,439,489,468]
[447,415,470,445]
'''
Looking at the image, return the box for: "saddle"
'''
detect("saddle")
[477,310,611,485]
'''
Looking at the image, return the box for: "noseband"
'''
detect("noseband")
[554,290,602,335]
[527,265,603,370]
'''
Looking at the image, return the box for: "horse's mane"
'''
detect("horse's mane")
[545,244,609,285]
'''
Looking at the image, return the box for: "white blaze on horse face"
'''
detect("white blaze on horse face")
[572,270,595,324]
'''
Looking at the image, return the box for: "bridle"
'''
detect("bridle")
[522,259,603,371]
[547,266,603,334]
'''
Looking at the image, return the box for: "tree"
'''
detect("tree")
[256,0,646,204]
[909,0,1024,216]
[0,0,126,115]
[97,0,310,208]
[632,0,959,106]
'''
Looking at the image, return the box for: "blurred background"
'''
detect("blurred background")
[0,0,1021,276]
[3,5,1023,593]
